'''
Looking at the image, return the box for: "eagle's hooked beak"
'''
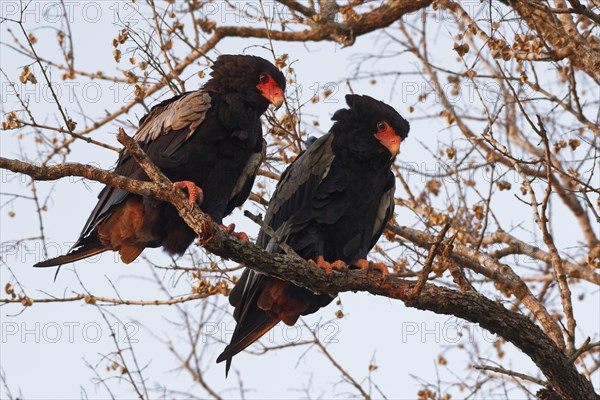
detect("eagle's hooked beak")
[374,122,401,158]
[257,74,285,109]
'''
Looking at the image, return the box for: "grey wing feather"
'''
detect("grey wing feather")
[75,90,212,244]
[134,90,212,143]
[231,139,266,200]
[256,134,336,250]
[266,134,335,223]
[369,183,395,249]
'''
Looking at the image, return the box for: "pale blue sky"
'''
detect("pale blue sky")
[1,1,598,399]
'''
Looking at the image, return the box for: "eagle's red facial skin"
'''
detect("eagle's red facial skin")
[374,121,401,158]
[257,73,284,109]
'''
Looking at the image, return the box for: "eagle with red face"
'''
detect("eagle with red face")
[218,94,410,374]
[35,54,286,268]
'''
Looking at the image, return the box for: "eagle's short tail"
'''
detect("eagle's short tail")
[34,240,106,268]
[216,305,279,377]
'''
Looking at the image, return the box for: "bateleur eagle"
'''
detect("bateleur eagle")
[217,94,410,374]
[34,54,285,268]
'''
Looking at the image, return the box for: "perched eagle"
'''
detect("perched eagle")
[218,94,410,374]
[35,55,286,268]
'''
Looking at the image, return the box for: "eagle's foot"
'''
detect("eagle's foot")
[308,256,346,276]
[173,181,204,204]
[354,259,389,276]
[219,223,249,242]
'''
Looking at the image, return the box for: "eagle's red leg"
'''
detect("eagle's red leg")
[172,181,204,204]
[308,256,346,275]
[355,259,389,276]
[219,223,249,242]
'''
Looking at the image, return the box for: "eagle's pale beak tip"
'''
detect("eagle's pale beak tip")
[271,95,284,109]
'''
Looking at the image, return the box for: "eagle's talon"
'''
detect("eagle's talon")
[233,232,249,242]
[370,261,389,276]
[355,259,388,276]
[309,256,346,275]
[173,181,203,204]
[219,223,235,234]
[331,260,347,272]
[219,224,249,242]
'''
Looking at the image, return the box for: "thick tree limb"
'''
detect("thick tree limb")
[0,156,597,399]
[389,224,566,349]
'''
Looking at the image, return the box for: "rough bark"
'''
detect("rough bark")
[0,155,597,399]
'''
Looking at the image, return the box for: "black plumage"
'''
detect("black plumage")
[35,54,285,268]
[217,94,410,374]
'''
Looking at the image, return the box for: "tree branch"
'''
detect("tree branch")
[0,157,596,399]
